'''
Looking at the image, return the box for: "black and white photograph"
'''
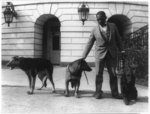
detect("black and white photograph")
[1,0,149,113]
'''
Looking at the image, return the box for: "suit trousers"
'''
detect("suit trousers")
[95,52,119,96]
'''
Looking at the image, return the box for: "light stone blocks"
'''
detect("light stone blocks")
[61,38,71,43]
[61,44,83,50]
[61,50,71,56]
[1,2,148,62]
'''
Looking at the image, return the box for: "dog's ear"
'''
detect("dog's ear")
[13,56,19,60]
[68,59,82,75]
[80,59,92,71]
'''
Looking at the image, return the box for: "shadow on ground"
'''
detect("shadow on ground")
[2,85,148,102]
[2,85,148,104]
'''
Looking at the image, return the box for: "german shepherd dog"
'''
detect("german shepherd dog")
[65,59,92,98]
[7,56,55,95]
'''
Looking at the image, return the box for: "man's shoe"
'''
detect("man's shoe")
[112,94,123,99]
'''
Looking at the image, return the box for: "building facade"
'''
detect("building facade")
[2,0,148,65]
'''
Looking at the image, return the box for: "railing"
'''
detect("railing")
[124,25,148,50]
[117,25,148,81]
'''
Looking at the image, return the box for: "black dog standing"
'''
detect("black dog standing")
[65,59,92,98]
[7,56,55,95]
[120,52,138,105]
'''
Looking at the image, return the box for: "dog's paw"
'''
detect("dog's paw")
[52,90,56,93]
[64,91,69,97]
[65,93,69,97]
[65,94,69,97]
[75,95,80,98]
[37,88,42,90]
[75,93,80,98]
[27,91,33,95]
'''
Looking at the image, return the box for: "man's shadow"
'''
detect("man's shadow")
[137,96,148,103]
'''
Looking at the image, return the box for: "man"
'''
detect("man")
[82,11,122,99]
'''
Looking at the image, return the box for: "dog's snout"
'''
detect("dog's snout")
[84,64,92,71]
[89,67,92,71]
[81,60,92,72]
[87,66,92,71]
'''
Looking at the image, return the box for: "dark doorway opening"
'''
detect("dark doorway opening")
[108,14,132,40]
[43,17,61,65]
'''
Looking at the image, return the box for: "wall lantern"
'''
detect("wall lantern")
[3,2,17,27]
[78,2,89,25]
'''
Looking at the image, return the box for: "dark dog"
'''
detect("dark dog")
[121,63,138,105]
[7,56,55,95]
[65,59,92,98]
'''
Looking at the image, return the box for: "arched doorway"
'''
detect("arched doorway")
[108,15,132,40]
[34,14,61,65]
[43,17,61,65]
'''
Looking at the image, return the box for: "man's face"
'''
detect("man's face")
[96,14,106,26]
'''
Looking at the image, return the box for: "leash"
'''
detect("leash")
[83,71,89,85]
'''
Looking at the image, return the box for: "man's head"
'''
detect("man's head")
[96,11,107,26]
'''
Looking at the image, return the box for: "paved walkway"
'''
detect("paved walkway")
[1,66,148,114]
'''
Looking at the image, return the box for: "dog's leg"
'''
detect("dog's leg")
[37,75,47,90]
[25,71,31,88]
[65,80,69,97]
[28,76,36,95]
[27,71,36,95]
[75,81,80,98]
[37,72,44,90]
[47,69,55,93]
[43,76,47,87]
[74,86,78,98]
[49,76,55,93]
[25,71,32,94]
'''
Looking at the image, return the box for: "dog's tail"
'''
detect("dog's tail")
[43,77,48,87]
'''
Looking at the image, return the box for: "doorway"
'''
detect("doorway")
[43,17,61,65]
[108,14,132,40]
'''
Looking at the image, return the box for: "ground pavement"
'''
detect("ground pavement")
[1,66,149,114]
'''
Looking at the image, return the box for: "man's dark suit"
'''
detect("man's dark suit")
[82,22,122,97]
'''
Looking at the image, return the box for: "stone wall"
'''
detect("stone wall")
[2,1,148,63]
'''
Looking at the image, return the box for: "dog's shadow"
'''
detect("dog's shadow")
[53,89,95,98]
[52,89,118,98]
[137,96,148,103]
[35,89,148,103]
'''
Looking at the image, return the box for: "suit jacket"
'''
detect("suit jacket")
[82,22,122,60]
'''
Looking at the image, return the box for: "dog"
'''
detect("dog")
[120,62,138,105]
[65,58,92,98]
[7,56,55,95]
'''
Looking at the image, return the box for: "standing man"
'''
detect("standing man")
[82,11,122,99]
